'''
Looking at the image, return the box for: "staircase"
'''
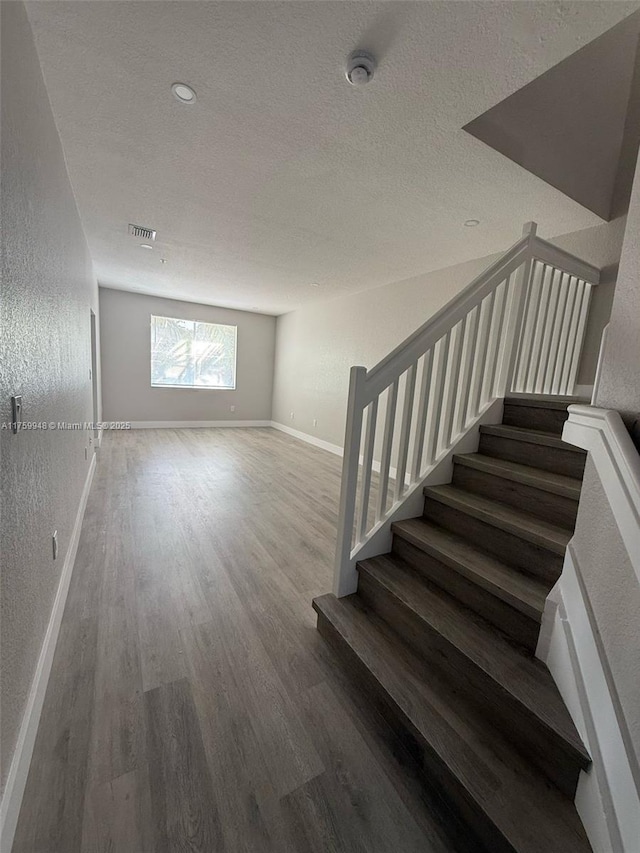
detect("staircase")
[314,395,594,852]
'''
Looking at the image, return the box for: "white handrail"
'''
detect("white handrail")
[333,222,600,597]
[364,234,531,400]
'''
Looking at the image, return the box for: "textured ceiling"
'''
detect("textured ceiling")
[26,1,640,315]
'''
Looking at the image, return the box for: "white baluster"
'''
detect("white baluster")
[411,350,434,481]
[513,260,542,393]
[551,275,577,394]
[440,318,466,447]
[470,292,493,416]
[485,278,508,400]
[426,331,451,462]
[395,364,417,500]
[498,221,536,395]
[526,264,552,393]
[545,271,570,394]
[535,267,562,393]
[591,322,609,405]
[356,397,378,543]
[375,379,399,523]
[333,366,367,597]
[560,280,586,395]
[566,282,592,395]
[455,305,479,433]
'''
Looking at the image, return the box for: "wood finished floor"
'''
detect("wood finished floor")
[13,428,474,853]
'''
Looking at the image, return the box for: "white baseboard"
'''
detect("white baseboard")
[270,421,343,457]
[0,453,97,853]
[129,419,271,429]
[538,544,639,853]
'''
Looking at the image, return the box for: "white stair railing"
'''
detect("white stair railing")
[334,222,600,597]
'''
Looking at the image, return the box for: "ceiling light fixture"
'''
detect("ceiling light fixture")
[140,243,154,249]
[171,82,197,104]
[345,51,376,86]
[464,219,480,227]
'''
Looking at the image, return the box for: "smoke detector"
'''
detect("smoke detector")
[128,223,156,241]
[345,51,376,86]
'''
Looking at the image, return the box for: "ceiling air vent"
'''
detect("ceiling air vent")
[128,223,156,241]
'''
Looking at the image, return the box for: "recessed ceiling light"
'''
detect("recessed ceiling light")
[171,82,196,104]
[140,243,154,249]
[464,219,480,227]
[310,282,321,287]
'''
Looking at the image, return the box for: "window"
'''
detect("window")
[150,315,237,389]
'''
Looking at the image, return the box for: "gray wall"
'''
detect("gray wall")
[572,457,640,771]
[552,217,627,388]
[272,219,625,449]
[570,148,640,774]
[99,288,276,423]
[273,252,500,447]
[464,13,640,220]
[0,2,100,794]
[595,149,640,423]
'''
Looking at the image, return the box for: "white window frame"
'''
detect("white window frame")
[150,314,238,391]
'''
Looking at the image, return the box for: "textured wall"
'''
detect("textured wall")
[464,12,640,220]
[272,219,625,448]
[272,252,500,447]
[564,146,640,801]
[595,148,640,423]
[552,217,627,386]
[99,288,276,422]
[0,2,99,794]
[571,457,640,771]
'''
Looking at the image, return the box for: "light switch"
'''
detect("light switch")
[11,395,23,434]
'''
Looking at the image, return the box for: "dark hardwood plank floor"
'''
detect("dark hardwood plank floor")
[13,427,470,853]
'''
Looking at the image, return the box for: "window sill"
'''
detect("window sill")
[150,384,237,391]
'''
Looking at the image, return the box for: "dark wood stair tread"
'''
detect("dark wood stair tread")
[423,484,571,555]
[480,423,585,452]
[356,554,588,767]
[313,593,591,853]
[391,517,547,620]
[453,452,582,500]
[503,394,587,410]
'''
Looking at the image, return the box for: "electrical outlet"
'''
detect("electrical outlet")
[290,411,295,420]
[52,531,58,560]
[230,405,236,413]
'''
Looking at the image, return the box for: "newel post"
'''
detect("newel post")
[333,365,367,598]
[496,221,537,396]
